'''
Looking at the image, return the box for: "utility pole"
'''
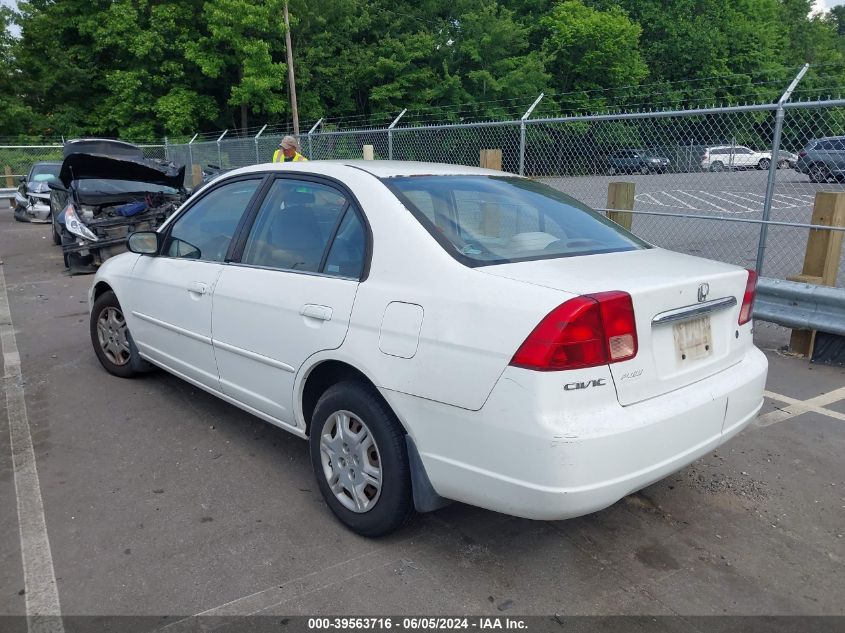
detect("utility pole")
[284,0,300,136]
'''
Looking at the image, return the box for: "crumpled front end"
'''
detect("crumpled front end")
[14,183,52,223]
[60,196,181,274]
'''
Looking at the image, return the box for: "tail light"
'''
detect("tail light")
[738,269,757,325]
[510,291,638,371]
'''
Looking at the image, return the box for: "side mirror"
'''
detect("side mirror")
[48,181,68,192]
[127,231,160,256]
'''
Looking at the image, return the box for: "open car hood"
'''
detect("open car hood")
[59,152,185,190]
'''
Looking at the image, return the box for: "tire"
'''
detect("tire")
[710,161,724,172]
[808,163,829,183]
[778,160,788,169]
[90,290,151,378]
[13,205,27,222]
[51,218,61,245]
[607,166,617,176]
[639,165,650,175]
[309,381,414,537]
[757,158,771,170]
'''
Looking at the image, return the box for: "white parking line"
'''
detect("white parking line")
[677,190,733,213]
[659,191,697,209]
[756,387,845,427]
[696,191,758,212]
[0,263,64,632]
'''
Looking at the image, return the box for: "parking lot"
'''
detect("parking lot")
[544,169,845,285]
[1,203,844,628]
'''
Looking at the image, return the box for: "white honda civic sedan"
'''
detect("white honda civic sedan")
[88,161,768,536]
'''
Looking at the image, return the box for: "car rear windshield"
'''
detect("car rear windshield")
[75,178,178,195]
[30,164,60,182]
[385,175,648,266]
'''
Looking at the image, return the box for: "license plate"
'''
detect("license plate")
[673,315,713,362]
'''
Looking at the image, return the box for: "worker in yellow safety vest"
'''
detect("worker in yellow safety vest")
[273,135,308,162]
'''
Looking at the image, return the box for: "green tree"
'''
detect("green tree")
[541,1,648,110]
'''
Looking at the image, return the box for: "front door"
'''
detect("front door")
[211,177,368,424]
[124,176,265,390]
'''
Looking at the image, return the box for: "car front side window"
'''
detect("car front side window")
[163,178,262,262]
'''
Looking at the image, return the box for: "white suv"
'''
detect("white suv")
[701,145,772,171]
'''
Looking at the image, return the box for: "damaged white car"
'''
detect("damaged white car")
[14,161,61,223]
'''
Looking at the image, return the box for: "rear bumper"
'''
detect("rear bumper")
[384,347,767,520]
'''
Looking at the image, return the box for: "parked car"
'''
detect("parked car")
[88,161,768,536]
[700,145,773,171]
[606,149,670,175]
[794,136,845,183]
[51,139,187,274]
[13,161,61,223]
[777,150,799,169]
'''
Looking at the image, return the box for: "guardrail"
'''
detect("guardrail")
[754,277,845,336]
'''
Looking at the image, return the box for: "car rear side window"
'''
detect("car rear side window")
[386,175,648,266]
[164,178,261,262]
[240,178,359,275]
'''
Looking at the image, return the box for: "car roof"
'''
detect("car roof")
[810,136,845,142]
[32,161,62,166]
[224,160,514,180]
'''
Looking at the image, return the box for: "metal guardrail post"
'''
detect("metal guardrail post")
[388,109,407,160]
[307,118,323,160]
[187,133,198,174]
[254,124,267,164]
[519,93,544,176]
[164,136,169,161]
[756,64,809,275]
[216,129,228,167]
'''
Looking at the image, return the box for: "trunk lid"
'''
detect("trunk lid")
[482,248,750,405]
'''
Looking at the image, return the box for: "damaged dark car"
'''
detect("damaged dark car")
[51,139,187,274]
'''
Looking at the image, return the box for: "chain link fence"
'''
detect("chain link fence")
[3,101,845,297]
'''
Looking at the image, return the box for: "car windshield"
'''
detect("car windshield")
[385,175,648,266]
[30,164,60,182]
[75,178,178,195]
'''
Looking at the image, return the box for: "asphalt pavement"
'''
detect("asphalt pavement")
[0,204,844,627]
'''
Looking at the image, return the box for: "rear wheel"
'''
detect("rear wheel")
[757,158,771,170]
[309,381,414,537]
[90,290,151,378]
[710,161,724,172]
[809,163,830,183]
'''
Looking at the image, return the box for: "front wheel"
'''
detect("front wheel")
[710,161,724,172]
[309,381,414,537]
[757,158,771,170]
[90,290,151,378]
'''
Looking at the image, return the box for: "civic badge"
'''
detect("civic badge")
[698,283,710,302]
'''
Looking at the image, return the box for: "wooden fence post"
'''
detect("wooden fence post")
[786,190,845,356]
[4,165,13,188]
[363,145,374,160]
[191,164,203,187]
[606,181,635,231]
[479,149,502,171]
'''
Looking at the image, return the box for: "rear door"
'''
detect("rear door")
[211,176,368,424]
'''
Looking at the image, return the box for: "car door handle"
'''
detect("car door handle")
[187,281,209,295]
[301,304,333,321]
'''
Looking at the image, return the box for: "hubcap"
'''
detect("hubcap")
[96,306,131,366]
[319,410,382,513]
